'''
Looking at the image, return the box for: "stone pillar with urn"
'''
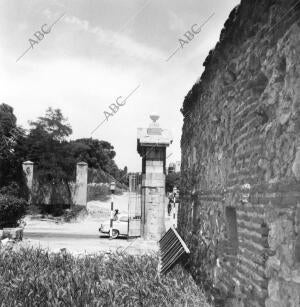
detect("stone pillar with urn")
[137,115,173,240]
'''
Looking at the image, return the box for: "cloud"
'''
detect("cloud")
[64,14,164,62]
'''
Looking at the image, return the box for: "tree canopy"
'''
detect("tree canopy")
[0,104,27,197]
[0,105,128,194]
[29,108,72,141]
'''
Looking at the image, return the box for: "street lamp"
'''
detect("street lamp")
[110,181,116,193]
[109,181,116,238]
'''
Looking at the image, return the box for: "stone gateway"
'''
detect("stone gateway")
[137,115,172,240]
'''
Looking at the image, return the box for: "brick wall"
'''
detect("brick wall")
[178,0,300,306]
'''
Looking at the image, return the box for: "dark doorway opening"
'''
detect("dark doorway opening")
[225,206,238,255]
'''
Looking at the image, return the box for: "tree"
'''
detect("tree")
[0,103,28,198]
[21,108,75,183]
[0,103,17,158]
[14,108,76,210]
[29,107,72,141]
[69,138,116,170]
[68,138,128,184]
[0,103,16,136]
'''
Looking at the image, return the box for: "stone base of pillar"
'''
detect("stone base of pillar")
[141,173,166,241]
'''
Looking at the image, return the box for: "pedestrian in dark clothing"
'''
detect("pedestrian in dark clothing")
[114,209,119,221]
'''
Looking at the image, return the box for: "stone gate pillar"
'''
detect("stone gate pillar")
[22,161,34,191]
[74,161,88,207]
[137,115,173,240]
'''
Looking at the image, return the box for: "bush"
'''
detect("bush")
[0,247,210,307]
[0,181,28,199]
[63,205,87,222]
[0,194,27,228]
[41,203,65,217]
[0,182,20,197]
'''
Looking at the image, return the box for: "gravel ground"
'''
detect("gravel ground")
[22,192,174,255]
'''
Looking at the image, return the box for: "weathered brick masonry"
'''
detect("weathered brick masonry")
[178,1,300,306]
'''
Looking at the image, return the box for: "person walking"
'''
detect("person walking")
[167,197,172,216]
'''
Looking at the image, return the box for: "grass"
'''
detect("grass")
[0,247,210,307]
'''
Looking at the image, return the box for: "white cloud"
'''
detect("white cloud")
[64,14,164,62]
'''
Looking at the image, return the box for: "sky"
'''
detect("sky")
[0,0,240,172]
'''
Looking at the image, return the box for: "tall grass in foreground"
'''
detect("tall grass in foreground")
[0,247,210,307]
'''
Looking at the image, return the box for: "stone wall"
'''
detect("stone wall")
[31,180,72,208]
[141,173,166,240]
[178,0,300,306]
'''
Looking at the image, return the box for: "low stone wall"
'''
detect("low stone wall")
[31,180,72,207]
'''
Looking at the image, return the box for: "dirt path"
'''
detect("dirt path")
[22,192,174,255]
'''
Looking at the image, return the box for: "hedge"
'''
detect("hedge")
[0,194,27,228]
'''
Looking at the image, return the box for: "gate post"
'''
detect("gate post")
[22,161,34,190]
[137,115,173,240]
[74,161,88,207]
[22,161,34,203]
